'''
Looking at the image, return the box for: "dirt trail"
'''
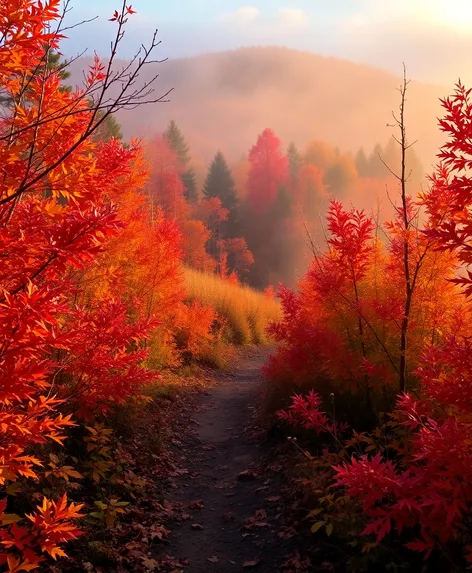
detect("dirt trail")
[167,347,287,573]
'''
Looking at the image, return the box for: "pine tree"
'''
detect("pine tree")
[381,136,424,186]
[367,143,387,179]
[355,147,369,177]
[181,168,198,203]
[164,120,191,167]
[203,151,239,237]
[164,120,198,202]
[324,155,358,197]
[287,142,302,183]
[46,50,71,92]
[272,184,292,219]
[93,111,123,142]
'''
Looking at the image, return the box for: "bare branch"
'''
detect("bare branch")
[0,1,172,210]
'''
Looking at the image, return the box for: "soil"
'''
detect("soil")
[165,347,289,573]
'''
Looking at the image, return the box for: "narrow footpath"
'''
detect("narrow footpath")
[165,347,289,572]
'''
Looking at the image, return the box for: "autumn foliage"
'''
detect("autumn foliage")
[7,0,472,570]
[271,82,472,568]
[0,0,221,569]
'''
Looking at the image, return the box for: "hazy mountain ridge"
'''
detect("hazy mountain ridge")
[70,46,449,168]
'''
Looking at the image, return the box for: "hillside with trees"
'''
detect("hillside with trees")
[69,47,447,171]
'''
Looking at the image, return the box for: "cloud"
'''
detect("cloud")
[276,8,309,29]
[220,6,261,25]
[220,6,309,32]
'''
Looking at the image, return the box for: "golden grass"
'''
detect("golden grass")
[183,267,281,346]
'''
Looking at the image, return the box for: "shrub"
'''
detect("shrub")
[183,267,280,345]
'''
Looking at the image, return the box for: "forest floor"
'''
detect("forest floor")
[159,346,298,573]
[53,347,318,573]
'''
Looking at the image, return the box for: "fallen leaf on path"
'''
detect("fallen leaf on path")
[268,463,283,472]
[238,470,257,481]
[191,523,203,530]
[207,556,219,563]
[142,558,159,570]
[265,496,281,503]
[243,521,270,530]
[243,558,261,568]
[189,500,204,509]
[278,526,296,539]
[244,509,270,530]
[150,524,170,539]
[283,552,312,571]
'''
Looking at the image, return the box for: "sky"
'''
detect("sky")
[62,0,472,86]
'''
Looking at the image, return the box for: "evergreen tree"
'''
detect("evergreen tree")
[203,151,239,237]
[164,120,191,167]
[287,142,302,183]
[46,50,71,92]
[181,168,198,203]
[164,120,198,202]
[272,184,292,219]
[324,155,358,197]
[382,136,399,174]
[93,111,123,143]
[367,143,387,179]
[355,147,369,177]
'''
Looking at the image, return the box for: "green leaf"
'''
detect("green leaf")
[325,523,333,537]
[311,521,325,533]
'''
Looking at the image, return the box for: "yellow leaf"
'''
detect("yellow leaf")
[1,513,22,525]
[311,521,325,533]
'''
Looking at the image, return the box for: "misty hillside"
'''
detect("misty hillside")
[71,46,448,167]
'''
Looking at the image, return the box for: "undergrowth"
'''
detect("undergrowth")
[183,266,281,346]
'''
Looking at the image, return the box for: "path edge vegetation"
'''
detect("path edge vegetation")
[0,2,279,571]
[265,70,472,571]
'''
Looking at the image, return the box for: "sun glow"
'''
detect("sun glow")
[425,0,472,30]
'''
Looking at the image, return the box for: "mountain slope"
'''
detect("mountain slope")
[71,46,449,167]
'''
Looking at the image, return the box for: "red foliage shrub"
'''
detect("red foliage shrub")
[276,83,472,566]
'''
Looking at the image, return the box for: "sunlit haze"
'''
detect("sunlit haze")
[64,0,472,85]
